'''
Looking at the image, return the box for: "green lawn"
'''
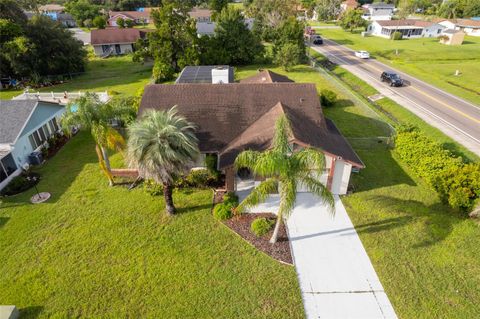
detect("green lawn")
[316,28,480,105]
[0,132,303,318]
[239,64,480,317]
[0,54,152,100]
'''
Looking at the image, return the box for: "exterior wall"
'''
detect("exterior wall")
[93,44,134,56]
[462,27,480,36]
[370,23,444,39]
[423,24,444,37]
[11,103,65,168]
[330,159,352,195]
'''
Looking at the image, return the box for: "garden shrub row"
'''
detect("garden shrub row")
[213,192,239,220]
[395,127,480,212]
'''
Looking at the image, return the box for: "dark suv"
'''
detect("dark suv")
[312,35,323,45]
[381,71,403,87]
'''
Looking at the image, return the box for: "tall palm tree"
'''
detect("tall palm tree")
[61,92,135,185]
[61,93,133,185]
[235,115,335,244]
[126,107,199,215]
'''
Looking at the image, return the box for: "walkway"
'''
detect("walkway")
[238,187,397,318]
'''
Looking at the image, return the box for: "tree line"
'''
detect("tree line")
[134,0,307,82]
[0,0,86,83]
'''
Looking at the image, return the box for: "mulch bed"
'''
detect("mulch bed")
[223,213,293,265]
[44,135,69,159]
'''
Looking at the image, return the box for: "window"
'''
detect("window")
[32,131,41,148]
[0,153,17,182]
[38,126,46,141]
[42,124,50,138]
[52,117,59,131]
[29,135,36,149]
[48,119,55,133]
[437,29,441,34]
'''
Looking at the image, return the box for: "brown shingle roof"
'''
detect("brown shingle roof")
[240,70,294,83]
[139,80,363,168]
[91,28,147,45]
[188,8,212,19]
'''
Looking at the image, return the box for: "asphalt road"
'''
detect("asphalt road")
[311,39,480,157]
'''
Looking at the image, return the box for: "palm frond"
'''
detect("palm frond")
[292,148,326,175]
[234,150,261,170]
[302,175,335,215]
[272,114,293,154]
[236,178,278,213]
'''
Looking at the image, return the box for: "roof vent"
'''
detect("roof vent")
[300,98,305,102]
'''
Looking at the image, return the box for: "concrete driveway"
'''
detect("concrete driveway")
[238,187,397,318]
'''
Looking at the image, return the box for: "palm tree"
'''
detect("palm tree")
[126,107,199,215]
[235,115,335,244]
[61,93,133,185]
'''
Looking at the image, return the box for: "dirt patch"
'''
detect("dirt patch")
[223,213,293,264]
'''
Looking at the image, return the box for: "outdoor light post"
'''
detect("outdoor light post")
[28,176,41,199]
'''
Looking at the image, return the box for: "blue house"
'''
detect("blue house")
[0,100,65,191]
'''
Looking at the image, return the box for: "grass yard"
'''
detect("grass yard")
[0,132,303,318]
[0,54,152,100]
[316,28,480,105]
[239,64,480,317]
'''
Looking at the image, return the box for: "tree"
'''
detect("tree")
[116,17,126,28]
[1,15,86,79]
[61,93,135,186]
[147,3,199,82]
[339,8,366,32]
[65,0,101,27]
[315,0,342,21]
[274,42,303,71]
[125,19,135,28]
[93,15,107,29]
[273,16,305,65]
[209,0,229,18]
[126,108,200,215]
[83,18,93,29]
[235,115,335,243]
[207,6,264,65]
[247,0,298,41]
[116,0,148,11]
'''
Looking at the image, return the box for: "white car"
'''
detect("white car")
[355,51,370,59]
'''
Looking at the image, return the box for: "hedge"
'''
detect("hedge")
[395,128,480,212]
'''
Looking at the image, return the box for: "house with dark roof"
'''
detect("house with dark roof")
[0,100,65,190]
[139,69,363,195]
[368,19,445,39]
[91,28,149,57]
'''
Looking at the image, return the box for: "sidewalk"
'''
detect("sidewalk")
[239,188,398,318]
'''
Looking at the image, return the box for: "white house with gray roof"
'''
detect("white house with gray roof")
[0,100,65,191]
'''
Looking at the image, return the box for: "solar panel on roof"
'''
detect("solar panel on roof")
[176,65,233,84]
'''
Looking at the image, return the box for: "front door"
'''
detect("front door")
[115,44,121,54]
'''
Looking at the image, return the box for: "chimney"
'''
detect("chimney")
[211,66,231,84]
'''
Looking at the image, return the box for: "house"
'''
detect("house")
[361,2,395,21]
[176,66,235,84]
[139,69,364,195]
[0,100,65,191]
[91,28,149,57]
[436,19,480,36]
[368,19,445,39]
[37,4,76,27]
[108,11,151,26]
[341,0,359,13]
[440,29,465,45]
[189,8,213,23]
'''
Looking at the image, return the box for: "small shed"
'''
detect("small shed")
[440,29,465,45]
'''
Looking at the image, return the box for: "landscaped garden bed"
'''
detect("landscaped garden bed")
[223,213,293,264]
[0,172,40,197]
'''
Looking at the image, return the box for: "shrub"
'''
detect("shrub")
[320,89,338,107]
[250,217,274,237]
[395,129,480,212]
[223,192,239,207]
[143,179,163,196]
[391,31,403,40]
[205,154,220,179]
[213,202,233,220]
[0,172,40,196]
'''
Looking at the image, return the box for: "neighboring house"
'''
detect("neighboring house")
[340,0,359,13]
[368,19,445,38]
[108,11,151,26]
[440,29,465,45]
[188,8,253,36]
[140,69,364,195]
[436,19,480,36]
[176,66,235,84]
[0,100,65,191]
[362,2,395,21]
[90,28,149,57]
[34,4,76,27]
